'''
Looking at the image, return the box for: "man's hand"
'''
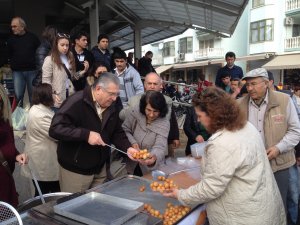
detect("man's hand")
[266,146,280,160]
[88,131,105,146]
[83,60,89,72]
[195,135,204,143]
[171,140,180,149]
[16,153,28,165]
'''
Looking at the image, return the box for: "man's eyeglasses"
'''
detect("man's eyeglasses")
[101,87,119,97]
[57,33,70,39]
[245,80,265,88]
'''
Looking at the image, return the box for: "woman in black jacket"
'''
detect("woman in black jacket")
[183,106,210,155]
[33,26,57,86]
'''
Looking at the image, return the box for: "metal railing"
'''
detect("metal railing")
[194,48,224,59]
[285,36,300,49]
[286,0,300,11]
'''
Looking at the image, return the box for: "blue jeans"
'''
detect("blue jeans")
[287,164,299,225]
[13,70,37,106]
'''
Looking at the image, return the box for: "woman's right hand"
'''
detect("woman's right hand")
[16,153,28,165]
[132,143,140,150]
[127,147,140,161]
[53,93,62,105]
[195,135,204,143]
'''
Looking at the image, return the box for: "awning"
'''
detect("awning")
[155,65,173,75]
[208,53,272,65]
[262,54,300,70]
[236,53,269,61]
[173,61,209,69]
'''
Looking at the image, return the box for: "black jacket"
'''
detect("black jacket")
[7,32,40,71]
[49,86,131,175]
[33,40,51,86]
[168,108,180,143]
[138,56,156,77]
[183,107,210,155]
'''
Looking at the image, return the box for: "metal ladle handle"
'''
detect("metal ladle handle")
[168,166,200,176]
[28,164,45,204]
[105,144,130,156]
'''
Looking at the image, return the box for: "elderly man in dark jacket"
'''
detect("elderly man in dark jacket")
[49,73,137,193]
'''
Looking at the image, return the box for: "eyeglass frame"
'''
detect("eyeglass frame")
[100,86,120,97]
[57,33,70,39]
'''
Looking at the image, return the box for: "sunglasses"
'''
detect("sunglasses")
[57,33,70,39]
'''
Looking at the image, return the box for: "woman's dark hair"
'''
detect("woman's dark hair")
[139,91,168,118]
[192,87,246,133]
[89,61,110,76]
[32,83,54,107]
[42,25,57,46]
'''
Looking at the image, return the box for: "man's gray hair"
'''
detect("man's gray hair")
[92,72,120,89]
[13,17,27,29]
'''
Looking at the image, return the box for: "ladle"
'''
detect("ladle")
[152,167,200,181]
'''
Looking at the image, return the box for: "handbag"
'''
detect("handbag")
[11,104,28,131]
[0,150,12,176]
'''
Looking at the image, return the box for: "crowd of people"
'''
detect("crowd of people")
[1,16,300,225]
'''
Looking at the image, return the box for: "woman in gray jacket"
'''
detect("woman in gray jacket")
[122,91,170,176]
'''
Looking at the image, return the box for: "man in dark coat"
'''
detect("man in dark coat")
[7,17,40,106]
[71,31,94,91]
[49,73,137,193]
[138,51,156,77]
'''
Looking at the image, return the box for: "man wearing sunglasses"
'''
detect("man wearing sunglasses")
[238,68,300,217]
[49,72,136,193]
[7,17,40,107]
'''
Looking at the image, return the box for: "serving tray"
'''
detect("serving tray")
[53,192,144,225]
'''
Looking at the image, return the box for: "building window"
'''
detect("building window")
[250,19,273,43]
[252,0,264,8]
[163,41,175,57]
[179,37,193,53]
[199,39,214,49]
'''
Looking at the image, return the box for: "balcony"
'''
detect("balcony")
[285,36,300,51]
[194,48,224,60]
[286,0,300,12]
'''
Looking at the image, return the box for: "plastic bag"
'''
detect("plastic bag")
[12,106,28,131]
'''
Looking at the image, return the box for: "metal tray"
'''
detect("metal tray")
[90,175,184,215]
[53,192,144,225]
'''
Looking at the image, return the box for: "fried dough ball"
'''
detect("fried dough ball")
[139,185,146,192]
[132,149,151,160]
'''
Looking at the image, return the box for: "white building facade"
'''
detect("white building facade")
[130,0,300,87]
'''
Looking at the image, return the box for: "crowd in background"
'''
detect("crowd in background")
[1,16,300,225]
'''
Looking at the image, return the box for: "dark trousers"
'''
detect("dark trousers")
[274,168,290,213]
[32,180,60,196]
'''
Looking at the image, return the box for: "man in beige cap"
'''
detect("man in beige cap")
[238,68,300,214]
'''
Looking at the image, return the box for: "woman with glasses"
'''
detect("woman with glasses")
[163,87,285,225]
[122,90,169,176]
[0,84,27,207]
[86,61,110,86]
[42,33,89,108]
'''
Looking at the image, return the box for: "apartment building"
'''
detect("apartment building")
[136,0,300,87]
